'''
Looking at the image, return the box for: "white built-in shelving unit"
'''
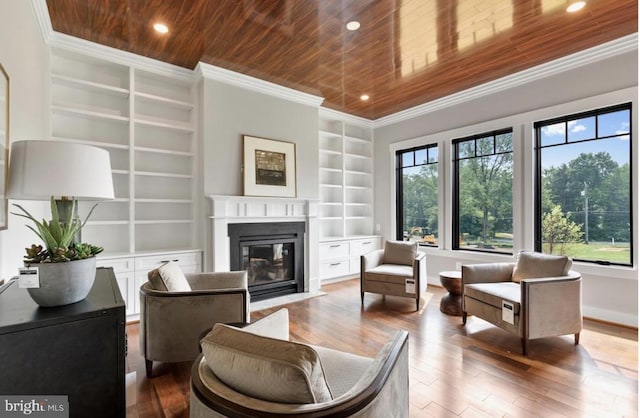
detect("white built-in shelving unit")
[48,47,201,316]
[318,110,380,280]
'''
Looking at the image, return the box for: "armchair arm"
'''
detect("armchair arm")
[520,270,581,285]
[140,283,250,362]
[361,249,384,272]
[413,252,427,291]
[521,271,582,340]
[186,271,248,291]
[461,263,515,286]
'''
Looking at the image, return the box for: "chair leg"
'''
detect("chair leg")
[360,292,364,305]
[521,338,528,356]
[416,297,419,311]
[575,332,580,345]
[462,312,467,325]
[145,359,153,378]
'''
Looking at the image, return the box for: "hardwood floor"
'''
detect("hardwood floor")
[125,279,638,418]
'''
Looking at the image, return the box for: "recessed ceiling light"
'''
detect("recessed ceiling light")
[153,23,169,34]
[346,21,360,31]
[566,1,586,12]
[360,94,370,101]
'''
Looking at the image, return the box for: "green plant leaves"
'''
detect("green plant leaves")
[11,197,103,263]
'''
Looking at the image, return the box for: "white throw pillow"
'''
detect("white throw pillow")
[512,251,572,283]
[201,323,333,404]
[382,240,417,266]
[147,261,191,292]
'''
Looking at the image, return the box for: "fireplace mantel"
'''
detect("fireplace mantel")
[207,195,320,292]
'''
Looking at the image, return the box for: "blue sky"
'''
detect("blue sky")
[540,109,630,168]
[398,110,630,171]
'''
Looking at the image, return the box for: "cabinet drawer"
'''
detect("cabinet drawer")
[134,252,201,271]
[320,260,350,279]
[319,242,349,261]
[350,238,379,257]
[97,257,134,273]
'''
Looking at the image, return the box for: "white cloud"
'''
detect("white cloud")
[616,122,630,135]
[570,124,586,133]
[542,123,564,136]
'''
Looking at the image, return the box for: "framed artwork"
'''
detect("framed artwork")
[243,135,296,197]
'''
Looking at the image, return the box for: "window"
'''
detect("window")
[453,129,513,253]
[396,144,438,246]
[535,103,632,266]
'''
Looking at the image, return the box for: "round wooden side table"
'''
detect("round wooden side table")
[439,270,463,316]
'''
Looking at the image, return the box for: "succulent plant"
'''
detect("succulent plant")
[12,197,103,263]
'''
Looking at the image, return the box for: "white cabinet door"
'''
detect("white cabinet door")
[134,272,148,315]
[114,271,135,316]
[97,257,135,315]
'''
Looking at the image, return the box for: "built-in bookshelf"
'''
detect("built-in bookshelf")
[318,111,375,239]
[48,47,201,316]
[48,47,198,255]
[318,110,379,280]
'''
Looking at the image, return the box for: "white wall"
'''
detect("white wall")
[0,0,48,279]
[200,78,320,270]
[200,79,319,198]
[373,50,639,326]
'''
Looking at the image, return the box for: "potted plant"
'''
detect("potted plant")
[11,197,103,307]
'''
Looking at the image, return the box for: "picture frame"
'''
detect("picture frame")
[243,135,296,198]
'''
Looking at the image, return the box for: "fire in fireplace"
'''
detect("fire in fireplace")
[228,222,305,301]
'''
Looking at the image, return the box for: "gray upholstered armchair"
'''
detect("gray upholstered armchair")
[139,269,250,377]
[190,308,409,418]
[462,251,582,355]
[361,240,427,310]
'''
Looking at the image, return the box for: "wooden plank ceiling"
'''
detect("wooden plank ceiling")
[47,0,637,120]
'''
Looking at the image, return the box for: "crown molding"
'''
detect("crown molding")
[197,62,324,108]
[374,33,638,128]
[48,32,195,82]
[319,107,374,128]
[31,0,52,44]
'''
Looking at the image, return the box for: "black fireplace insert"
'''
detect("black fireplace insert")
[228,222,305,301]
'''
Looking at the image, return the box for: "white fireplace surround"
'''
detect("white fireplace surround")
[207,195,320,292]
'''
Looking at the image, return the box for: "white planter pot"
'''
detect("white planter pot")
[25,257,97,307]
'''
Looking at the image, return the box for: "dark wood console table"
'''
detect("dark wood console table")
[439,270,463,316]
[0,267,126,418]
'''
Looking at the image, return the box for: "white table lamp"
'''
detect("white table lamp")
[8,140,114,201]
[7,140,114,240]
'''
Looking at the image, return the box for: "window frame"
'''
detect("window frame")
[395,143,439,245]
[452,128,514,254]
[533,102,633,267]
